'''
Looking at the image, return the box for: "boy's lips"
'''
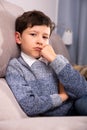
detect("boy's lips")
[34,47,42,51]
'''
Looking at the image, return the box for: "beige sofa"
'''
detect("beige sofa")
[0,0,87,129]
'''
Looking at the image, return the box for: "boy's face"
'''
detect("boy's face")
[15,25,50,58]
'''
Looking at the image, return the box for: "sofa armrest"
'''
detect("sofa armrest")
[0,78,27,120]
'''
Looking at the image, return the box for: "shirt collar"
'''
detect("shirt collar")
[21,52,48,67]
[21,52,37,67]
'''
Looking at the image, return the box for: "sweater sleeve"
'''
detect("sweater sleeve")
[50,55,87,99]
[5,59,62,116]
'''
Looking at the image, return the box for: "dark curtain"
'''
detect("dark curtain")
[57,0,87,65]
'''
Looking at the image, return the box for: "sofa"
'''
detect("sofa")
[0,0,87,129]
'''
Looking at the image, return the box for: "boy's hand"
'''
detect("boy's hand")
[40,44,57,62]
[59,82,69,102]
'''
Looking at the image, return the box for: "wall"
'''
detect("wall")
[7,0,59,27]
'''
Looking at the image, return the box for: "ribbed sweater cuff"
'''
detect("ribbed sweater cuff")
[50,55,69,74]
[50,94,62,107]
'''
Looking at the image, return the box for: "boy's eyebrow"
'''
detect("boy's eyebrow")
[43,33,50,37]
[28,30,50,36]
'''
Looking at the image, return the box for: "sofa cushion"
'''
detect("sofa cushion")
[0,0,24,77]
[0,117,87,130]
[0,78,27,120]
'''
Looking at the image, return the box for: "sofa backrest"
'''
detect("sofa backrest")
[0,0,70,78]
[0,0,24,77]
[50,33,71,62]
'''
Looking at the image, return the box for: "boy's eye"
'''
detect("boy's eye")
[30,33,36,36]
[43,36,49,39]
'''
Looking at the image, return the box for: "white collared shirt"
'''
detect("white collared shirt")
[21,52,37,67]
[21,52,48,67]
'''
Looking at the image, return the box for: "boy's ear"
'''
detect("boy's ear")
[15,32,22,44]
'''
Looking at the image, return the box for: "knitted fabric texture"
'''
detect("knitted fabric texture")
[5,55,87,116]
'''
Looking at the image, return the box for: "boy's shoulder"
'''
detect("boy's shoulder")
[7,57,27,69]
[7,57,23,69]
[8,57,19,65]
[6,57,26,75]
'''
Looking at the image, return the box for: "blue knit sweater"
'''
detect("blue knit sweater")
[5,55,87,116]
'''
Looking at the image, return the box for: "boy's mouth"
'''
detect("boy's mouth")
[34,47,42,51]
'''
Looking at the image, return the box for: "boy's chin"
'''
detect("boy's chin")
[36,56,41,59]
[35,55,41,59]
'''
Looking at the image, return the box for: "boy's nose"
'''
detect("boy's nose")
[36,37,44,46]
[37,42,43,46]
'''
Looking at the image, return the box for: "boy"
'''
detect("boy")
[6,10,87,116]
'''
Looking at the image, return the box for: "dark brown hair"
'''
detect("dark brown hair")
[15,10,55,35]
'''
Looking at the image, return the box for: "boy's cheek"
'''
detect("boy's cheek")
[46,40,49,44]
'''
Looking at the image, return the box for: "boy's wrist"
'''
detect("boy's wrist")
[48,54,57,62]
